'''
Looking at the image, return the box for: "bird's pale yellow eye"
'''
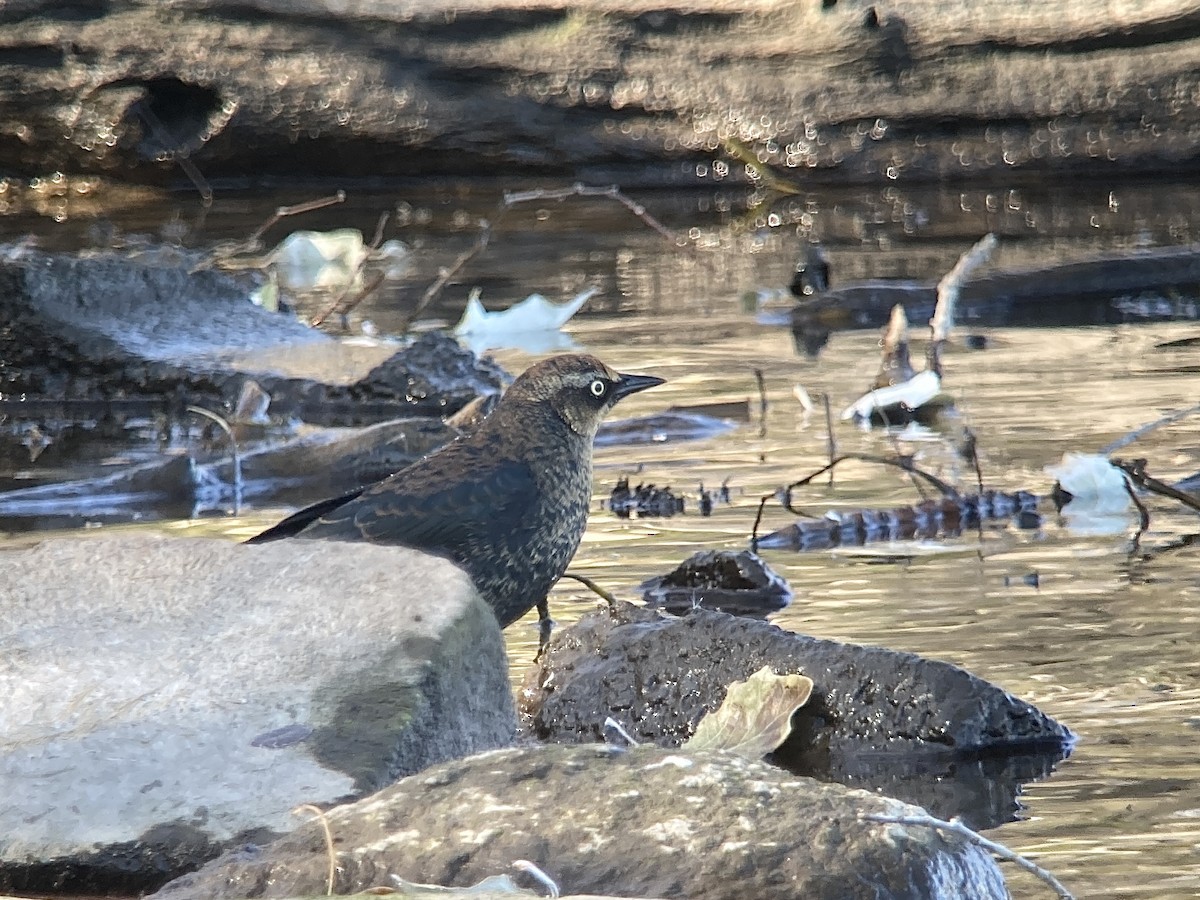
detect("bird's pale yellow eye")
[589,379,607,398]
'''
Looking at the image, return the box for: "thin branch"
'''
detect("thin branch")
[502,182,677,242]
[187,405,242,513]
[310,210,392,327]
[877,404,927,501]
[1112,458,1200,516]
[134,102,213,205]
[928,234,997,375]
[245,193,347,256]
[754,368,768,438]
[397,220,493,333]
[196,191,346,271]
[719,136,802,196]
[750,492,774,549]
[822,393,836,487]
[561,571,620,610]
[1101,401,1200,455]
[292,804,337,896]
[862,813,1074,899]
[779,453,960,512]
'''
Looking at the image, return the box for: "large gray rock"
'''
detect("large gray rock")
[152,745,1008,900]
[1,0,1199,183]
[522,602,1072,827]
[0,536,516,895]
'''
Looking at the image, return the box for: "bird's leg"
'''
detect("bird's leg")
[535,597,554,661]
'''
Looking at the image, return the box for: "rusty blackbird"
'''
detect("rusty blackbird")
[248,354,664,630]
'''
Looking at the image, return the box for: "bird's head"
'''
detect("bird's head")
[505,353,665,437]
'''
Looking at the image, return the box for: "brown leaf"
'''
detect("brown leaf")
[683,666,814,758]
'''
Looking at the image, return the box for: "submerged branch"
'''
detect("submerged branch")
[1111,458,1200,517]
[310,210,391,327]
[778,453,961,515]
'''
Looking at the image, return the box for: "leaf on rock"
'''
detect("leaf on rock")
[683,666,814,758]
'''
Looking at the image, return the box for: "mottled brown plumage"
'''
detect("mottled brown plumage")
[249,354,664,628]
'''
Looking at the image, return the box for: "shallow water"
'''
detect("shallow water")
[6,177,1200,898]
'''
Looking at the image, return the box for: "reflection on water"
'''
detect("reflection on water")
[6,179,1200,897]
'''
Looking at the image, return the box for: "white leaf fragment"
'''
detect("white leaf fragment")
[1045,453,1132,513]
[454,287,596,337]
[841,370,942,421]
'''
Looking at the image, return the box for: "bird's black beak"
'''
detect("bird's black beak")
[612,372,666,402]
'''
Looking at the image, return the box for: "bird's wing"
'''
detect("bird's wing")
[245,487,367,544]
[301,454,539,553]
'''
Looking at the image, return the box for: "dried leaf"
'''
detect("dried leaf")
[683,666,814,758]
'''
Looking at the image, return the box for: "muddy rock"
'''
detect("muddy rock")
[639,549,792,617]
[151,744,1008,900]
[2,1,1200,183]
[521,602,1072,824]
[0,247,504,423]
[0,536,515,895]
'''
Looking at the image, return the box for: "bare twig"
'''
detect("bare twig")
[822,393,836,487]
[862,813,1074,899]
[246,193,347,254]
[719,136,802,196]
[134,102,213,205]
[512,860,561,898]
[561,571,620,610]
[878,405,928,501]
[502,182,676,242]
[750,492,775,550]
[196,191,346,271]
[778,453,960,512]
[187,405,242,513]
[1112,458,1200,517]
[397,220,493,333]
[754,368,768,438]
[310,210,392,327]
[928,234,997,375]
[1101,401,1200,455]
[292,804,337,896]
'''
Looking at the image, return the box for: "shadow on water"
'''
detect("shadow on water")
[769,743,1070,832]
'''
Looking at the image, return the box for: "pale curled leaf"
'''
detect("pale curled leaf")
[683,666,814,758]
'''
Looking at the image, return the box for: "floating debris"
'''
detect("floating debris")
[608,477,685,518]
[274,228,409,293]
[842,369,946,424]
[454,287,596,353]
[639,549,792,618]
[696,478,733,517]
[1046,452,1134,536]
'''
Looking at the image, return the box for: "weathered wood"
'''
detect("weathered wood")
[2,0,1200,182]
